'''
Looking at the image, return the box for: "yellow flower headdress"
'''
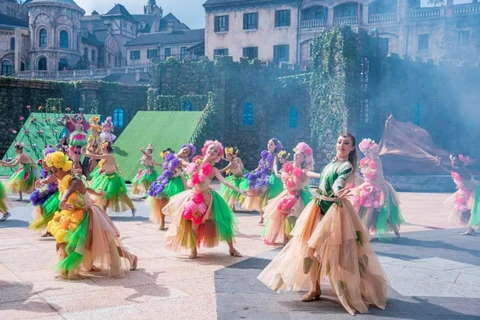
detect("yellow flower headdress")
[278,150,290,160]
[89,116,100,123]
[45,151,72,172]
[160,148,174,159]
[224,147,239,156]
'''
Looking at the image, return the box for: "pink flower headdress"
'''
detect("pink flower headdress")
[293,142,314,170]
[201,140,224,163]
[358,138,379,154]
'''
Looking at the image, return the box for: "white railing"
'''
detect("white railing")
[12,65,152,80]
[407,7,442,19]
[454,3,480,15]
[300,19,327,29]
[333,16,359,26]
[368,12,397,23]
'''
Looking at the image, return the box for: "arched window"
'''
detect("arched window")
[20,62,25,71]
[58,58,68,71]
[1,60,13,75]
[242,102,253,126]
[39,29,47,47]
[38,57,47,70]
[288,106,298,128]
[181,101,192,111]
[113,108,124,128]
[10,38,15,50]
[59,30,68,48]
[83,47,88,57]
[91,49,96,62]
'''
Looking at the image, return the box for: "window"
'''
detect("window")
[275,10,291,27]
[345,6,358,17]
[10,38,14,50]
[458,31,470,47]
[242,102,253,126]
[113,108,125,128]
[378,38,389,57]
[243,47,258,60]
[315,10,327,20]
[83,47,88,57]
[180,47,187,60]
[130,50,140,60]
[214,15,229,32]
[214,48,228,56]
[243,12,258,30]
[91,49,96,62]
[181,101,192,111]
[164,47,171,58]
[21,62,25,71]
[273,45,289,63]
[58,58,68,71]
[418,34,429,52]
[60,30,68,48]
[1,60,12,75]
[38,57,47,70]
[139,22,146,29]
[288,106,298,128]
[147,49,158,59]
[39,29,47,47]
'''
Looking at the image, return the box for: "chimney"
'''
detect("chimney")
[167,20,174,34]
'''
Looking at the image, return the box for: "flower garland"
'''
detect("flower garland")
[451,172,472,213]
[360,158,378,181]
[30,182,58,206]
[245,150,275,190]
[147,152,180,197]
[277,163,304,215]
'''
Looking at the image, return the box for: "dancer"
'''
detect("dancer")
[68,115,89,147]
[351,138,404,241]
[258,133,388,316]
[84,142,136,216]
[242,138,284,223]
[29,146,59,235]
[45,151,137,279]
[100,117,116,143]
[163,140,245,259]
[147,145,195,230]
[87,116,102,175]
[219,147,247,211]
[262,142,314,245]
[443,153,480,235]
[56,115,70,146]
[131,144,160,197]
[0,142,36,201]
[0,179,12,221]
[278,149,291,165]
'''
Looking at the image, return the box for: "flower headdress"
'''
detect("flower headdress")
[293,142,315,170]
[278,149,290,160]
[358,138,379,154]
[201,140,224,163]
[450,154,470,166]
[160,148,175,159]
[101,141,111,150]
[180,143,196,159]
[89,116,100,123]
[270,138,283,153]
[14,142,24,149]
[45,151,72,172]
[43,145,55,157]
[146,144,154,152]
[224,147,239,156]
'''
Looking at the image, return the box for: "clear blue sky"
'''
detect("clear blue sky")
[76,0,206,29]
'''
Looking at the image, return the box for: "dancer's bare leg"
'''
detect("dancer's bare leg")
[363,208,375,238]
[227,241,242,257]
[122,195,136,216]
[302,248,321,302]
[461,226,476,236]
[17,191,23,201]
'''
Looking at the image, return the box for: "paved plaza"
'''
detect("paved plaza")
[0,188,479,320]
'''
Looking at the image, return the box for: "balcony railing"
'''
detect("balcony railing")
[368,12,397,23]
[454,3,480,15]
[333,16,359,26]
[12,65,152,80]
[406,7,442,20]
[300,19,327,29]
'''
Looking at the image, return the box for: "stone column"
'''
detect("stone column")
[362,4,369,25]
[14,28,21,73]
[398,0,407,21]
[328,6,334,26]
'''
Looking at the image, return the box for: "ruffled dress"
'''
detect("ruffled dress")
[87,124,103,154]
[100,126,116,143]
[351,157,404,241]
[7,159,36,193]
[444,172,480,228]
[70,124,87,147]
[131,156,159,195]
[47,175,133,276]
[262,164,312,244]
[29,170,59,231]
[258,159,388,315]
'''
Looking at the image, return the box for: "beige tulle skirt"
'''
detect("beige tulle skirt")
[258,195,388,315]
[146,196,169,224]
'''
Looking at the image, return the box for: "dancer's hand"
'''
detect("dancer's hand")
[59,200,74,210]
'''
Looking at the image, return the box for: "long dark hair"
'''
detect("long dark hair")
[340,133,358,177]
[270,138,283,154]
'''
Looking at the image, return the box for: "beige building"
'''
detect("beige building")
[204,0,480,66]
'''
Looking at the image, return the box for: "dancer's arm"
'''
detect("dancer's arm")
[214,168,247,195]
[139,147,147,156]
[59,178,84,210]
[0,157,19,167]
[219,162,232,173]
[306,171,321,179]
[82,150,109,160]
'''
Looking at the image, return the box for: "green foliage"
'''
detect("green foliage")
[45,98,65,113]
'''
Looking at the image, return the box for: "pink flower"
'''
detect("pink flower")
[286,179,295,189]
[38,106,43,111]
[10,129,17,133]
[374,185,382,192]
[364,199,373,208]
[283,162,293,173]
[191,172,201,185]
[24,130,29,135]
[198,173,206,182]
[19,116,24,121]
[292,168,302,179]
[186,163,197,174]
[359,198,366,205]
[202,163,212,176]
[369,161,377,169]
[459,205,468,212]
[26,105,32,110]
[192,192,204,204]
[192,155,202,163]
[198,203,207,214]
[360,158,368,167]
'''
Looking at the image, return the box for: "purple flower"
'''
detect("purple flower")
[266,154,274,163]
[148,154,181,196]
[260,150,269,158]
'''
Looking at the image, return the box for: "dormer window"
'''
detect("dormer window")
[139,22,146,29]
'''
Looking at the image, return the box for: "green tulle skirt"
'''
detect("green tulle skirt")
[157,176,186,199]
[29,190,60,231]
[220,174,247,204]
[7,163,36,193]
[90,172,130,212]
[267,174,284,199]
[0,182,10,213]
[374,193,404,242]
[88,165,101,180]
[470,185,480,227]
[132,166,159,195]
[55,213,89,273]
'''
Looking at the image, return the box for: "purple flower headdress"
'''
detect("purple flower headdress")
[180,143,196,159]
[148,152,180,197]
[245,150,275,190]
[43,145,55,157]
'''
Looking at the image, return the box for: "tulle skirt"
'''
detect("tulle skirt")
[0,182,12,213]
[444,184,480,228]
[220,174,247,209]
[258,195,388,315]
[88,135,102,154]
[7,163,36,193]
[70,130,87,147]
[131,166,159,195]
[163,189,237,251]
[29,190,60,231]
[241,174,283,211]
[100,132,116,143]
[89,172,131,212]
[354,181,404,242]
[262,188,312,244]
[148,176,187,224]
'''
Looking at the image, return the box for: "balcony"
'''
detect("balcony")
[368,12,397,23]
[454,3,480,15]
[406,7,442,20]
[334,16,359,26]
[300,19,327,29]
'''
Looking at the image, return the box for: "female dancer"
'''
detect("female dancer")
[29,146,59,235]
[163,140,245,259]
[219,147,247,211]
[443,154,480,236]
[68,115,89,148]
[278,149,291,165]
[351,138,403,241]
[262,142,314,245]
[132,144,160,196]
[100,117,116,144]
[242,138,284,223]
[0,142,36,201]
[87,116,102,175]
[45,151,137,279]
[84,142,136,216]
[148,144,195,230]
[258,133,388,315]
